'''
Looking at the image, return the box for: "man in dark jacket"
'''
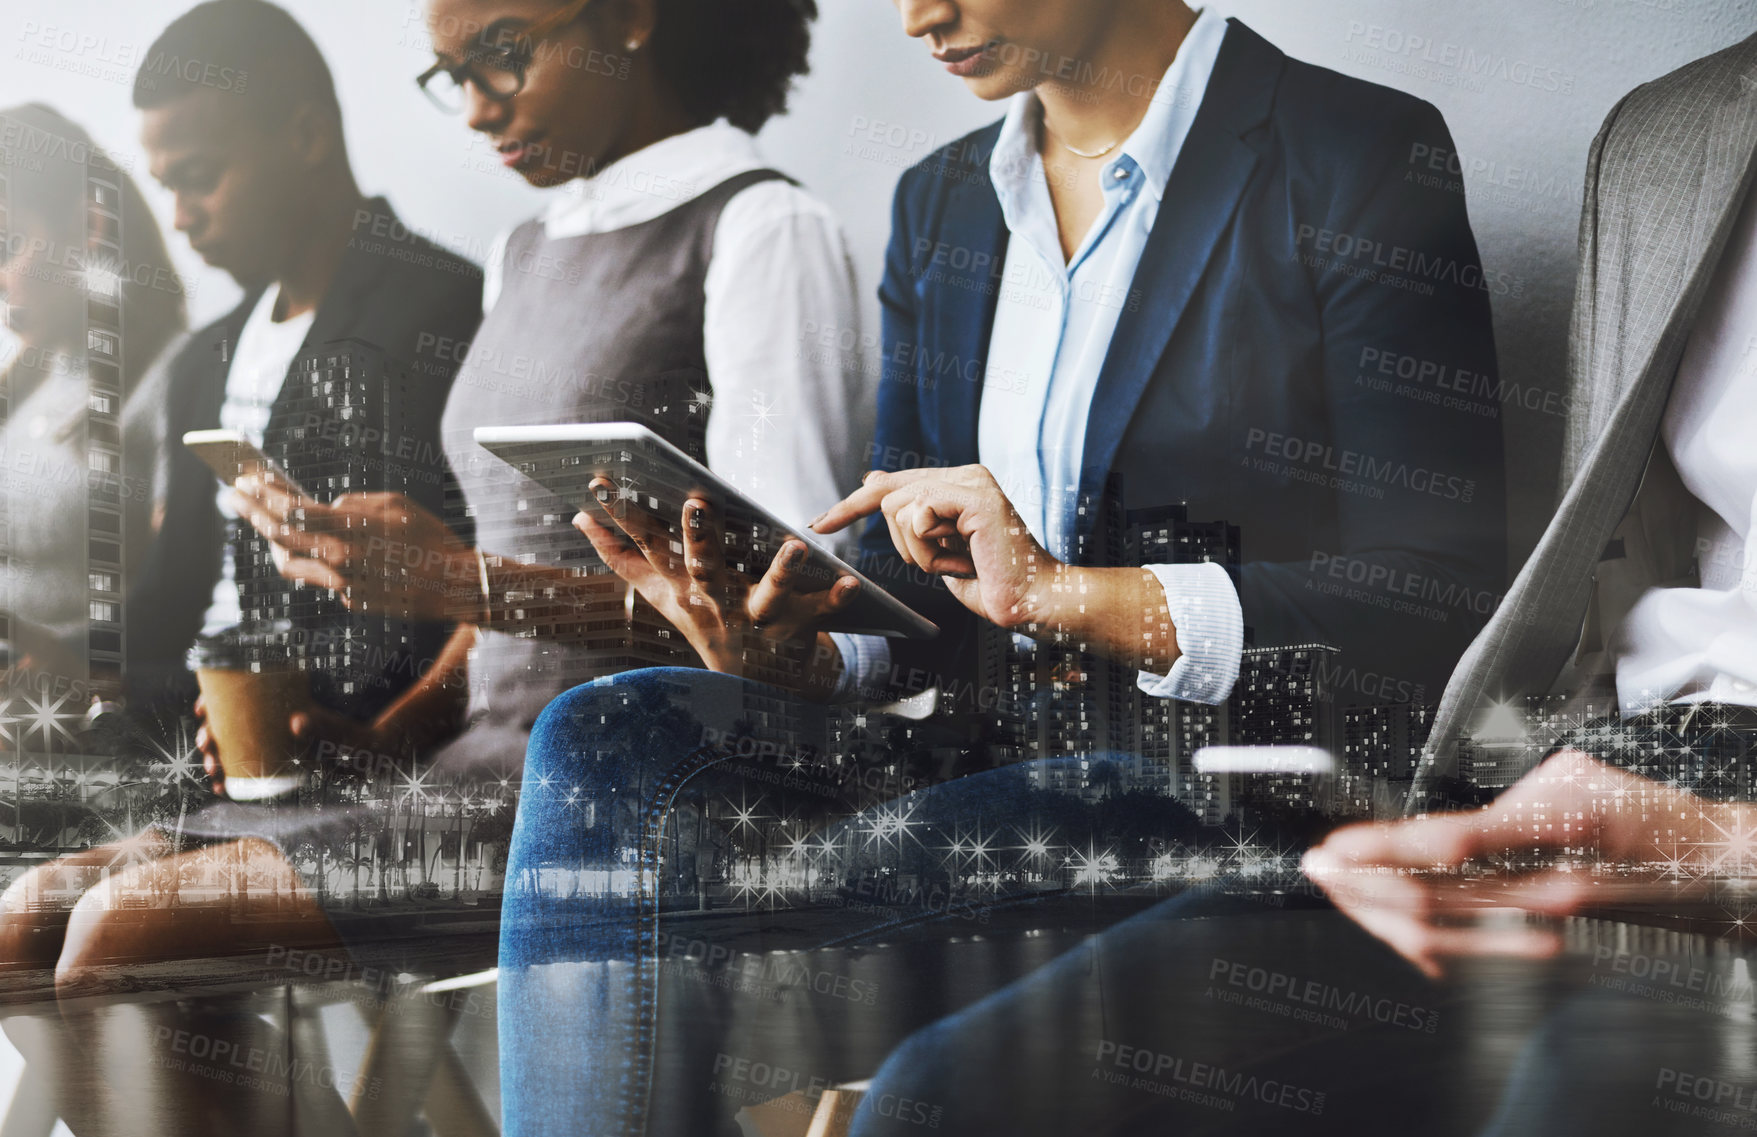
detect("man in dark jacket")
[124,0,483,746]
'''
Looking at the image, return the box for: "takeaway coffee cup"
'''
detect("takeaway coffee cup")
[189,623,312,799]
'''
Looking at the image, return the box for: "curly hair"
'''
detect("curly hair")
[648,0,818,133]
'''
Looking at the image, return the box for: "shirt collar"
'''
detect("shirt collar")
[541,120,766,238]
[1121,8,1227,202]
[988,8,1229,208]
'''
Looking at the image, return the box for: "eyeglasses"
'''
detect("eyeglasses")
[415,0,596,113]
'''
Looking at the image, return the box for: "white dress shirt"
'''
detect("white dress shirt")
[200,285,313,636]
[483,120,872,552]
[1615,178,1757,713]
[834,9,1243,706]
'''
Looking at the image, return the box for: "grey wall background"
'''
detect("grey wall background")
[5,0,1757,569]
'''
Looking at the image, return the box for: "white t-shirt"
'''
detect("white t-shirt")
[199,285,315,636]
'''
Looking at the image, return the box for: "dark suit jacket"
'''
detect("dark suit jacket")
[126,197,483,714]
[868,19,1508,706]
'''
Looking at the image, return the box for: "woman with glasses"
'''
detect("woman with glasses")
[225,9,875,1126]
[236,0,867,759]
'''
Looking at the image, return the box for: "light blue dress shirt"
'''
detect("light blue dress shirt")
[836,8,1243,706]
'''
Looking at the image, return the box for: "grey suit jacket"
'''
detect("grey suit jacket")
[1412,33,1757,803]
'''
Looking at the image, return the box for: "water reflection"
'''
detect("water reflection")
[0,909,1753,1134]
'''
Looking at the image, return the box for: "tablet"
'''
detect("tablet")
[473,423,938,640]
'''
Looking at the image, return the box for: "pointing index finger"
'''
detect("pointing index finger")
[811,469,946,535]
[810,485,886,535]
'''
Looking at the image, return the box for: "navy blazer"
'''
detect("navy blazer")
[866,20,1508,706]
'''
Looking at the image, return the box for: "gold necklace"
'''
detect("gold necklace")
[1043,116,1122,160]
[1060,137,1121,160]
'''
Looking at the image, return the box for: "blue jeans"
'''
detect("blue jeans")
[499,669,1131,1135]
[502,671,1250,1131]
[499,670,1726,1137]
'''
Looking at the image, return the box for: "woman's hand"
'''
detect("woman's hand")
[1303,751,1737,979]
[575,477,860,677]
[231,475,477,622]
[810,466,1059,631]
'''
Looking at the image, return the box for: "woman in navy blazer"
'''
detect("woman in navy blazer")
[809,9,1508,713]
[509,2,1509,1134]
[584,2,1507,716]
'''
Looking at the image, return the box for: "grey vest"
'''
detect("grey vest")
[435,169,788,773]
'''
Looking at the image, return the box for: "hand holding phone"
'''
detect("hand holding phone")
[182,428,309,497]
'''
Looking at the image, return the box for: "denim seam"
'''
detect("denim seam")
[630,743,737,1136]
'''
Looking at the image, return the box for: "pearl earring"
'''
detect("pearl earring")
[625,37,642,51]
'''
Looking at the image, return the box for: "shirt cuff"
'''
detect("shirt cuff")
[828,633,892,703]
[1136,562,1243,704]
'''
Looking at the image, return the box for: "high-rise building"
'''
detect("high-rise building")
[239,337,453,710]
[1174,699,1229,825]
[0,132,131,699]
[1342,702,1438,782]
[81,164,127,695]
[1223,643,1341,816]
[1457,693,1587,791]
[987,501,1246,799]
[1339,701,1438,817]
[1119,504,1241,799]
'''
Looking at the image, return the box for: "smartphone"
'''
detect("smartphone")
[182,429,309,497]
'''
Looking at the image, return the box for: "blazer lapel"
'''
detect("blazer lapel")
[1572,66,1757,464]
[931,172,1008,468]
[1688,91,1757,287]
[1075,23,1276,543]
[264,199,399,426]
